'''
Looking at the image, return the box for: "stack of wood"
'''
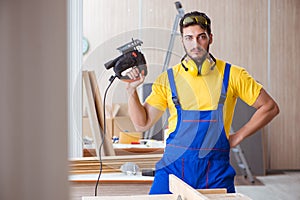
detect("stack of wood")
[69,154,162,175]
[82,70,115,157]
[79,71,163,176]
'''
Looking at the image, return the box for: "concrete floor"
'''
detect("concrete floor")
[236,171,300,200]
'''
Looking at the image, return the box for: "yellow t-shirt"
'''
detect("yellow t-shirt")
[145,59,262,138]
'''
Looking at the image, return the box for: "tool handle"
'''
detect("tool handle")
[120,64,147,82]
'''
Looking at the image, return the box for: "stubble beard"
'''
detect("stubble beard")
[184,46,208,66]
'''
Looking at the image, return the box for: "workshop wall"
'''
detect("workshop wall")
[82,0,300,170]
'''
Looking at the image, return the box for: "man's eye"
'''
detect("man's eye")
[198,33,208,41]
[184,36,193,41]
[201,35,207,39]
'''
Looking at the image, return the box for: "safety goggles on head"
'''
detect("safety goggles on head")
[182,15,209,27]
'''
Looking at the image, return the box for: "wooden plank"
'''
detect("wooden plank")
[169,174,209,200]
[204,193,252,200]
[88,71,115,156]
[83,71,104,157]
[103,154,162,160]
[69,154,162,175]
[70,160,158,167]
[197,188,227,194]
[112,103,121,117]
[71,160,160,166]
[87,71,104,130]
[169,175,252,200]
[82,193,252,200]
[82,194,175,200]
[70,154,162,162]
[84,147,164,157]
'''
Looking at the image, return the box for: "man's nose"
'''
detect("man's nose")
[191,38,201,47]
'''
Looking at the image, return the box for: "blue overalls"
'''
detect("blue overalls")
[149,63,236,194]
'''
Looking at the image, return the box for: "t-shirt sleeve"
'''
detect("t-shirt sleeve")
[230,66,263,106]
[145,73,169,111]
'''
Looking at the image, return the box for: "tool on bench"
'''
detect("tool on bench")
[104,38,147,82]
[141,168,155,177]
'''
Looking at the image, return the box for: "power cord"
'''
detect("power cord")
[94,75,117,196]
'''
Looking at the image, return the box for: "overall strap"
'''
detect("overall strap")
[219,63,232,105]
[167,69,180,107]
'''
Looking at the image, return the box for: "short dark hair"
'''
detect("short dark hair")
[179,11,211,35]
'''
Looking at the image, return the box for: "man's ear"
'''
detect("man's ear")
[209,34,213,44]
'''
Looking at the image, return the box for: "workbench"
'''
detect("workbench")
[81,174,252,200]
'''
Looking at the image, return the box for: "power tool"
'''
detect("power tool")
[104,39,147,82]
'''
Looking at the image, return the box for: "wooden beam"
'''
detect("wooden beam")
[82,194,175,200]
[197,188,227,194]
[69,154,162,175]
[88,71,105,130]
[169,174,210,200]
[204,193,252,200]
[88,70,115,156]
[83,71,104,157]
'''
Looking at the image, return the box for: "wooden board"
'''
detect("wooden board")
[204,193,251,200]
[83,71,104,157]
[88,70,115,156]
[197,189,227,194]
[69,154,162,175]
[169,174,209,200]
[88,71,105,130]
[84,147,164,157]
[82,194,175,200]
[169,174,251,200]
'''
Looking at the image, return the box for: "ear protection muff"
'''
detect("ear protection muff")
[181,53,216,76]
[185,60,199,76]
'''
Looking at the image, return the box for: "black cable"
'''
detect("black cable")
[180,54,188,71]
[94,75,117,196]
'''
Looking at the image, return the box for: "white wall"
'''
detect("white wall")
[0,0,69,199]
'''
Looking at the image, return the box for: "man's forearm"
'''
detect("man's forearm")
[229,89,279,147]
[237,100,278,139]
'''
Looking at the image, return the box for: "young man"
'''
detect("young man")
[126,11,279,194]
